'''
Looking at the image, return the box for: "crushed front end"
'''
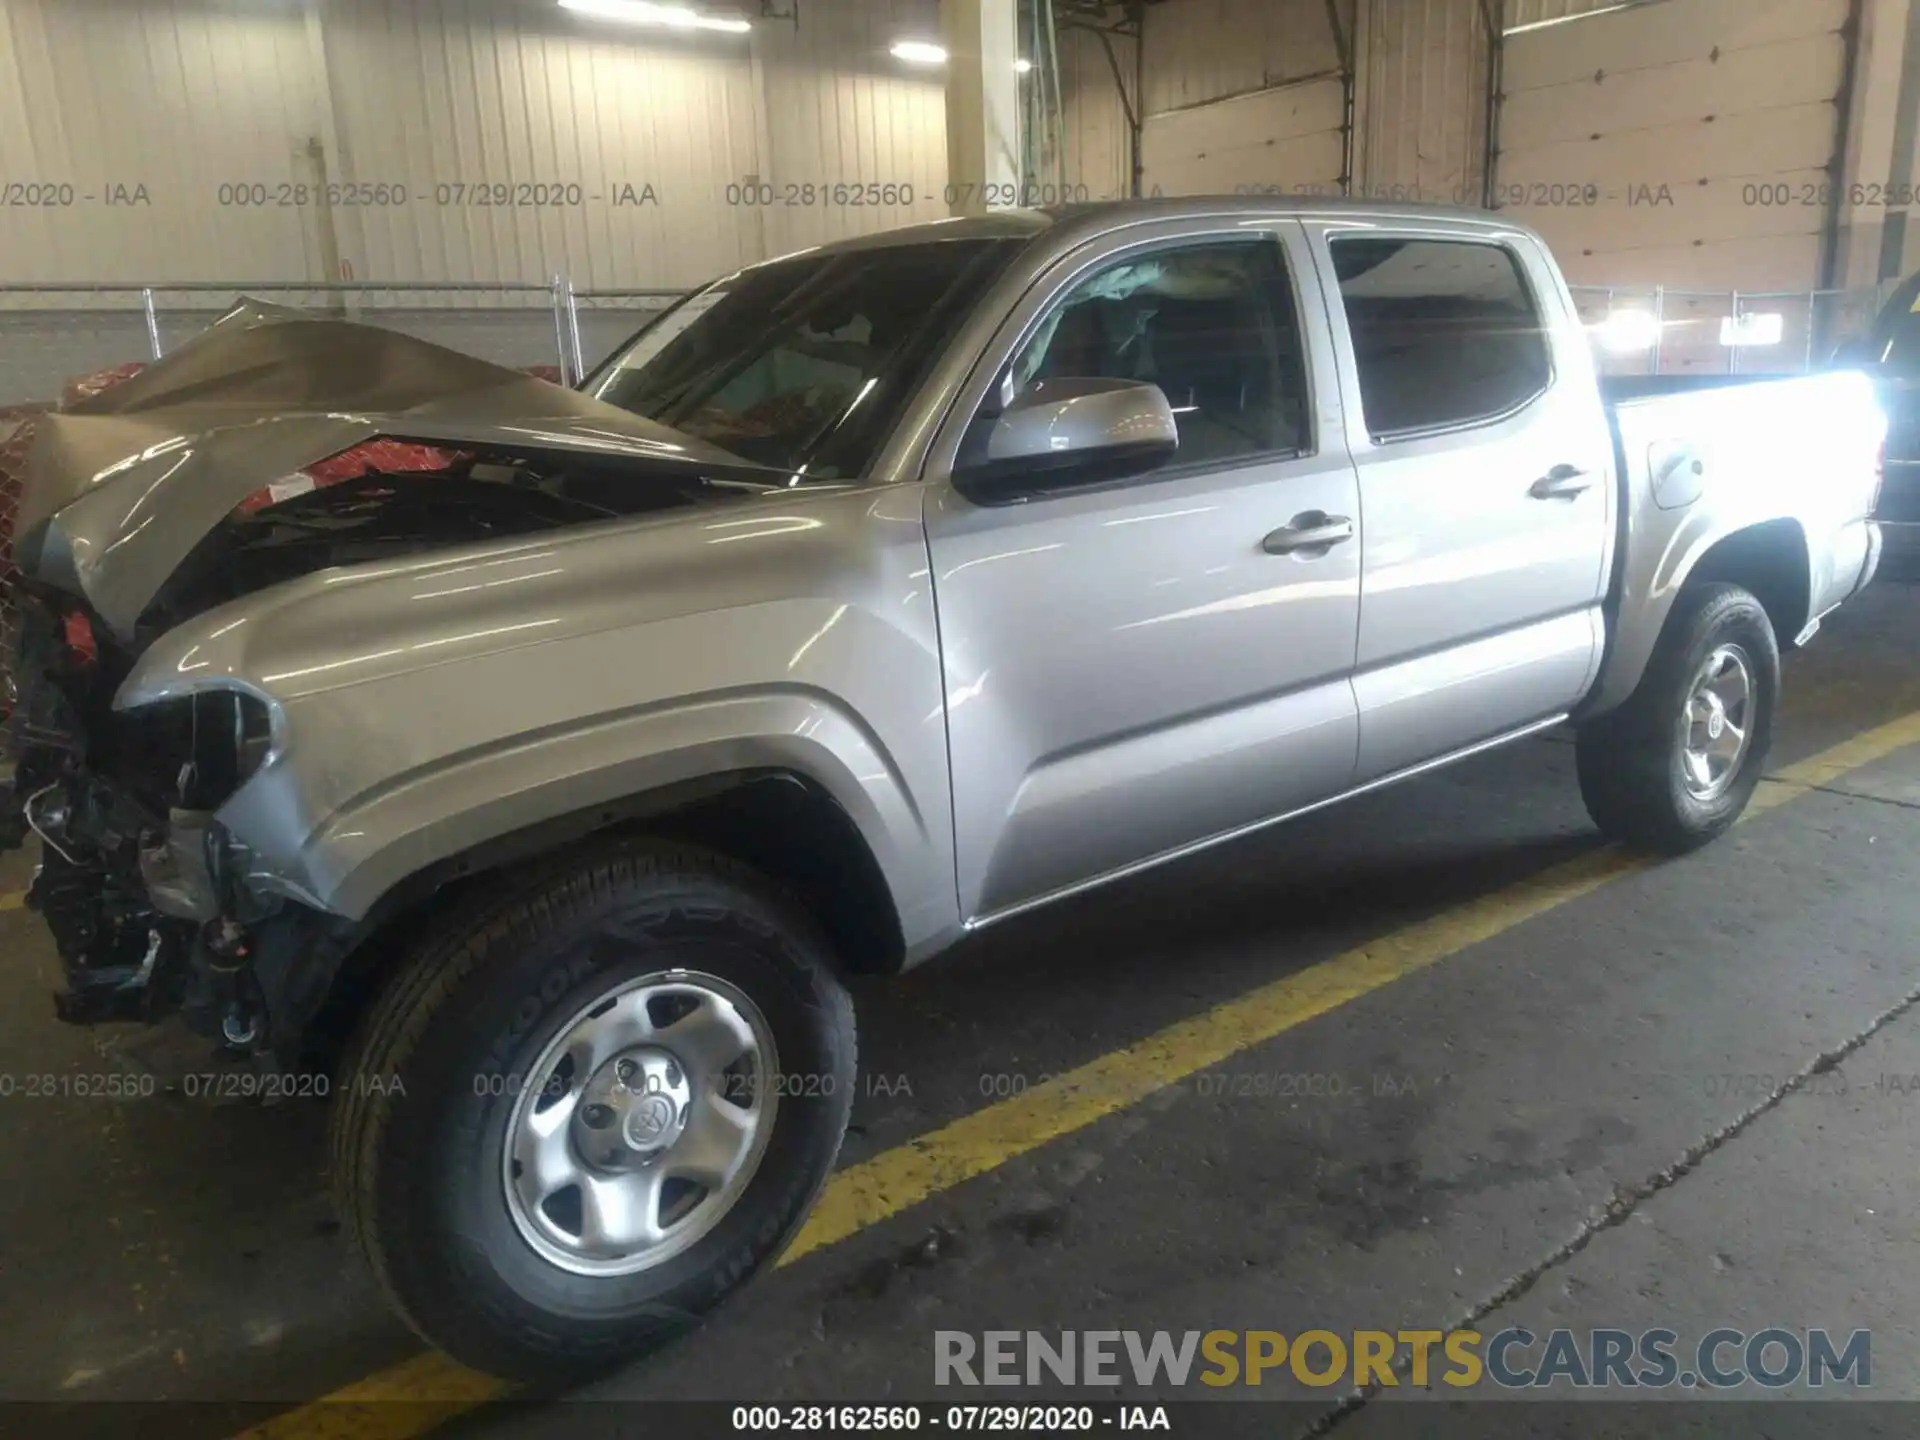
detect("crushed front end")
[0,297,761,1063]
[2,587,281,1045]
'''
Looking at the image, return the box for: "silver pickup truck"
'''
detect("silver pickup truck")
[1,198,1885,1380]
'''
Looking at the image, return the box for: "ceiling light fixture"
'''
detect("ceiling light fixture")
[890,39,949,65]
[559,0,751,34]
[1014,57,1034,73]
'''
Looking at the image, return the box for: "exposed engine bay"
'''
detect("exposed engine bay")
[1,446,758,1057]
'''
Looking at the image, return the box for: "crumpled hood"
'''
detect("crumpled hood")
[14,299,746,640]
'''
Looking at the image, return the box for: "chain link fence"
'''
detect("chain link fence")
[1569,282,1900,378]
[0,281,691,408]
[571,289,688,382]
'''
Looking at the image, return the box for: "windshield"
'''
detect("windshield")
[588,238,1021,479]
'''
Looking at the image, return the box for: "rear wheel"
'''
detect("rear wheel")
[329,838,855,1383]
[1575,582,1780,853]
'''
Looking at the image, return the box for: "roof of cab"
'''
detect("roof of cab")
[800,193,1518,259]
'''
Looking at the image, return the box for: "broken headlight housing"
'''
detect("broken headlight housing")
[119,687,276,813]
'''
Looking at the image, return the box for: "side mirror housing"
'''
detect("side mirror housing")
[954,378,1179,496]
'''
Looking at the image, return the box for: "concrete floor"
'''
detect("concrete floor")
[7,580,1920,1438]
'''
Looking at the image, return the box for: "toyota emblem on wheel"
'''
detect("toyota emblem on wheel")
[629,1094,676,1143]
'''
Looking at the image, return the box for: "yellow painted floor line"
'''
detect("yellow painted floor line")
[0,890,23,912]
[1748,708,1920,814]
[237,1352,505,1440]
[786,843,1646,1262]
[201,705,1920,1435]
[790,708,1920,1262]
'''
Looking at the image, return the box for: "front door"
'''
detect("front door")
[923,223,1364,925]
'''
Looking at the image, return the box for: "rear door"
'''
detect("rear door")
[1303,220,1616,782]
[921,220,1363,925]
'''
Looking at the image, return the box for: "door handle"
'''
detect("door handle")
[1530,464,1595,500]
[1262,511,1355,555]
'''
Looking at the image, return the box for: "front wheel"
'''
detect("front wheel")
[329,839,856,1383]
[1575,582,1780,853]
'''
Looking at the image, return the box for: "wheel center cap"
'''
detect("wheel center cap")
[1696,689,1728,742]
[625,1092,679,1148]
[576,1045,692,1164]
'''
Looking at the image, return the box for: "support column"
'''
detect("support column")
[943,0,1021,215]
[1827,0,1920,291]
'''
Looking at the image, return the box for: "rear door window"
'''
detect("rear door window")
[1330,237,1552,439]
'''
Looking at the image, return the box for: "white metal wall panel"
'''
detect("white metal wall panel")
[1143,0,1343,114]
[751,0,949,258]
[1143,82,1347,195]
[320,0,763,290]
[0,0,326,285]
[1059,19,1132,202]
[1499,0,1850,289]
[0,0,951,290]
[1137,0,1348,196]
[1356,0,1491,205]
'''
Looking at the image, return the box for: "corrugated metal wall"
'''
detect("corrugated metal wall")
[0,0,949,289]
[749,0,952,256]
[0,0,329,283]
[1356,0,1491,204]
[0,0,1862,304]
[1059,17,1133,202]
[319,0,762,289]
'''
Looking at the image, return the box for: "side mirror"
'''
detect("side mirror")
[955,378,1179,494]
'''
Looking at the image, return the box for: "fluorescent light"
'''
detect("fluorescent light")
[890,39,948,65]
[559,0,751,33]
[1504,1,1638,35]
[1594,309,1661,354]
[1014,57,1033,73]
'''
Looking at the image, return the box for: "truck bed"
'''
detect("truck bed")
[1584,367,1885,715]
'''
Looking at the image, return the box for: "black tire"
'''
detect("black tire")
[1575,581,1780,854]
[328,838,856,1383]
